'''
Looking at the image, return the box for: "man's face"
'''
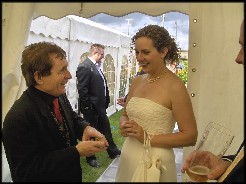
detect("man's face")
[235,20,244,65]
[37,54,72,97]
[96,48,104,64]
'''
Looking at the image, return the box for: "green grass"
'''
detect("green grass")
[80,109,125,182]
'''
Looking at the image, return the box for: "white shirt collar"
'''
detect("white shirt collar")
[88,56,97,65]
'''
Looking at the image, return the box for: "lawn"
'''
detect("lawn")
[80,109,125,182]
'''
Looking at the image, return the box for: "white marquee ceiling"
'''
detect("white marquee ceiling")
[33,2,189,19]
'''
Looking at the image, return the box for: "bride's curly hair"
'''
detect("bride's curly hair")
[131,25,180,65]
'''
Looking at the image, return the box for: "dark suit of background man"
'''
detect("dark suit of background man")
[76,43,121,168]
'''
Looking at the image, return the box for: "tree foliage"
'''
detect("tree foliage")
[177,59,188,84]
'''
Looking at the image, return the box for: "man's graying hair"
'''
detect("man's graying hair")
[131,25,180,64]
[21,42,66,87]
[89,43,105,56]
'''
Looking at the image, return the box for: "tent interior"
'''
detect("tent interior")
[27,15,133,116]
[2,2,244,182]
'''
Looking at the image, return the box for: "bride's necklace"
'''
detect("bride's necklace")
[147,69,166,83]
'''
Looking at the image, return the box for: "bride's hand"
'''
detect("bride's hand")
[120,120,131,137]
[122,120,144,143]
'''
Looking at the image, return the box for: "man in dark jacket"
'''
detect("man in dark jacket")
[181,19,244,182]
[76,44,120,168]
[2,42,108,182]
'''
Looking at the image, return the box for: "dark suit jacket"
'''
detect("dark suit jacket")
[223,141,244,182]
[2,87,89,182]
[76,58,110,115]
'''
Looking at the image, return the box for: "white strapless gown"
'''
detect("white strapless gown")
[115,97,177,182]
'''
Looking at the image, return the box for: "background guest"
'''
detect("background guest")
[76,43,121,168]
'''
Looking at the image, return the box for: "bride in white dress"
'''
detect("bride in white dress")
[115,25,198,182]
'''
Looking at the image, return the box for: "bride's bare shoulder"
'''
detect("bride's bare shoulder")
[165,70,186,90]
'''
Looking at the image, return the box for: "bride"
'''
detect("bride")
[115,25,198,182]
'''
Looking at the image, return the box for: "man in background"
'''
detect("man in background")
[76,43,121,168]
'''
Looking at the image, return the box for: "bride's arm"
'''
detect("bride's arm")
[128,77,198,148]
[119,76,141,137]
[151,78,197,148]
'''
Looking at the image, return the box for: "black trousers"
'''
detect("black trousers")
[81,109,117,161]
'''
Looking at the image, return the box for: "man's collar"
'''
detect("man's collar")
[88,56,96,65]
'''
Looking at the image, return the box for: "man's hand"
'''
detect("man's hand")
[82,126,109,147]
[181,150,231,180]
[76,140,107,157]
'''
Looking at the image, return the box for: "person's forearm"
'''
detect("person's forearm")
[72,111,90,139]
[150,131,197,149]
